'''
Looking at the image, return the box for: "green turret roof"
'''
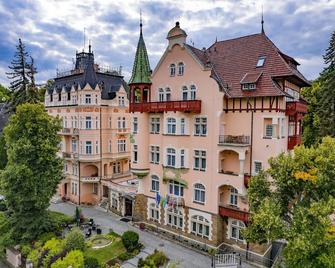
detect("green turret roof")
[129,25,151,84]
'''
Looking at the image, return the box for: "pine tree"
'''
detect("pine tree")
[323,31,335,71]
[6,39,39,113]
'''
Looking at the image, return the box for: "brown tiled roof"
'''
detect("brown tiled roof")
[188,33,310,98]
[240,71,262,84]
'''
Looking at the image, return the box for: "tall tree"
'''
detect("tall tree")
[1,103,63,242]
[6,39,40,113]
[244,137,335,267]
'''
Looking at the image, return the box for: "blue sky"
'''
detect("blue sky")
[0,0,334,86]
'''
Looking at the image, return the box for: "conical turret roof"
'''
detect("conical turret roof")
[129,25,151,84]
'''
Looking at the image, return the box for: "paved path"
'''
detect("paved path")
[49,202,211,268]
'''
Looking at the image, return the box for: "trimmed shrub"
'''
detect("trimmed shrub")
[51,250,84,268]
[84,256,101,268]
[122,231,139,252]
[138,250,167,268]
[64,228,85,251]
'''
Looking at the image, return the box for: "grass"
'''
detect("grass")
[84,236,127,265]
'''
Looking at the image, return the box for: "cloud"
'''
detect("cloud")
[0,0,334,87]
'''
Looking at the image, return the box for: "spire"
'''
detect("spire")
[129,14,151,84]
[261,6,265,34]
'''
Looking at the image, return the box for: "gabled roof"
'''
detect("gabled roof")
[129,25,151,85]
[189,33,310,98]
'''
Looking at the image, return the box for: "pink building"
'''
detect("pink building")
[45,47,137,217]
[129,22,309,254]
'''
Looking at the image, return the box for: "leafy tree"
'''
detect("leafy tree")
[51,250,84,268]
[64,228,85,251]
[0,84,10,103]
[1,103,63,243]
[122,231,139,252]
[244,137,335,267]
[6,39,40,113]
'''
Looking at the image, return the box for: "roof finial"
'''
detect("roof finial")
[261,5,265,34]
[140,9,143,33]
[215,36,218,43]
[88,39,91,53]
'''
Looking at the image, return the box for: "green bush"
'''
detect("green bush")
[42,238,65,267]
[84,256,101,268]
[48,211,74,232]
[27,249,40,267]
[37,232,57,245]
[20,244,32,258]
[64,228,85,251]
[118,252,133,261]
[122,231,139,252]
[51,250,84,268]
[138,250,167,268]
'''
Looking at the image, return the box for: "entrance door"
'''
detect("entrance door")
[124,198,133,217]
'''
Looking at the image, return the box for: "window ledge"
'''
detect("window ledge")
[163,134,190,137]
[193,201,205,205]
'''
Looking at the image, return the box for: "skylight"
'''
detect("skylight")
[256,56,266,67]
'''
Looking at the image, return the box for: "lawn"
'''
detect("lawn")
[85,236,127,264]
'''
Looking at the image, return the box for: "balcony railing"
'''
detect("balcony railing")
[167,195,185,207]
[62,152,78,160]
[80,176,100,183]
[130,100,201,113]
[102,171,132,180]
[219,205,249,222]
[60,128,79,135]
[219,135,250,145]
[286,101,308,115]
[288,135,302,150]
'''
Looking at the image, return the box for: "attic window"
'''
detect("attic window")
[242,83,256,91]
[256,56,266,67]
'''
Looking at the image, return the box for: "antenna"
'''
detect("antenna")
[89,39,91,53]
[140,9,143,32]
[83,27,86,51]
[261,5,265,34]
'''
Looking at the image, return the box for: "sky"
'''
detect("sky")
[0,0,334,87]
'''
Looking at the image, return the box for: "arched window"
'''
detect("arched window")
[182,86,188,100]
[178,62,184,76]
[167,118,176,134]
[169,64,176,76]
[230,220,245,242]
[158,88,164,102]
[151,175,159,192]
[190,85,196,100]
[191,215,210,238]
[167,207,183,229]
[166,148,176,167]
[194,183,205,204]
[229,187,238,206]
[165,87,171,101]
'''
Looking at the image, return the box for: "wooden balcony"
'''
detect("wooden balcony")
[288,135,302,150]
[286,101,308,116]
[130,100,201,113]
[219,205,249,222]
[219,135,250,146]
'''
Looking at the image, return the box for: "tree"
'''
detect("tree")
[0,84,10,103]
[51,250,84,268]
[0,134,7,169]
[122,231,139,252]
[1,103,63,243]
[244,137,335,267]
[6,39,40,113]
[64,228,85,251]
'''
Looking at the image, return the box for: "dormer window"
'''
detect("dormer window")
[242,84,249,90]
[249,83,256,90]
[256,56,266,67]
[178,62,184,75]
[242,83,256,91]
[169,64,176,76]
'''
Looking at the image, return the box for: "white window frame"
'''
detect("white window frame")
[150,117,160,134]
[194,117,207,136]
[150,146,160,164]
[85,116,92,129]
[254,161,263,175]
[166,148,176,167]
[178,62,184,76]
[166,207,183,229]
[85,94,91,104]
[133,144,138,163]
[194,183,205,204]
[117,139,126,153]
[149,203,160,222]
[229,187,238,206]
[85,141,92,155]
[169,64,176,77]
[168,180,184,197]
[194,150,206,171]
[230,219,245,242]
[191,215,210,239]
[167,117,176,134]
[133,117,138,134]
[151,175,160,192]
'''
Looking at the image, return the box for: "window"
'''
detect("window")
[71,182,78,195]
[194,150,206,171]
[169,64,176,76]
[150,146,160,164]
[194,117,207,136]
[133,117,138,134]
[194,183,205,204]
[180,118,186,135]
[118,96,125,106]
[85,94,91,104]
[67,92,71,101]
[182,86,188,100]
[58,93,61,101]
[92,183,98,194]
[111,192,118,209]
[254,161,262,174]
[71,139,77,153]
[95,141,99,154]
[150,117,160,134]
[50,94,53,102]
[166,148,176,167]
[118,117,126,129]
[230,220,245,242]
[74,116,78,128]
[167,118,176,134]
[229,187,238,206]
[169,181,184,196]
[85,116,92,129]
[158,88,164,102]
[133,145,138,163]
[256,56,266,67]
[151,175,160,192]
[249,83,256,90]
[113,162,121,174]
[190,85,196,100]
[165,88,171,101]
[167,208,183,229]
[117,140,126,152]
[180,149,185,168]
[85,141,92,155]
[242,83,256,90]
[178,62,184,75]
[149,203,160,221]
[265,124,274,138]
[191,215,210,238]
[280,118,285,138]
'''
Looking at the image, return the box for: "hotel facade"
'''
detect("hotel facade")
[129,22,310,254]
[45,48,137,217]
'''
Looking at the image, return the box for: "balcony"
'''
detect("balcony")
[218,135,250,146]
[288,135,302,150]
[286,101,308,116]
[80,176,100,183]
[167,195,185,207]
[62,152,79,160]
[130,100,201,113]
[102,171,132,180]
[60,128,79,136]
[219,205,249,222]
